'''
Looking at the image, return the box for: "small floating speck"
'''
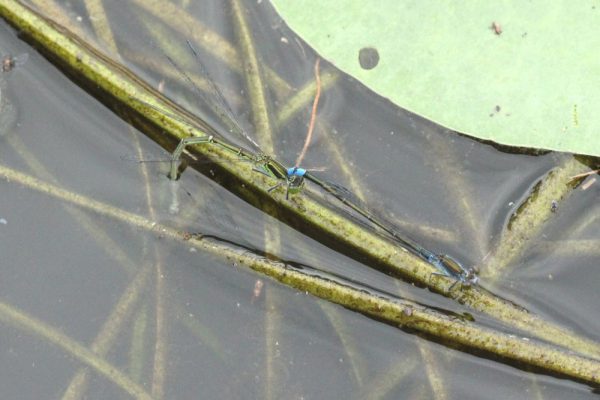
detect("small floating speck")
[0,218,6,225]
[2,53,28,73]
[491,21,502,35]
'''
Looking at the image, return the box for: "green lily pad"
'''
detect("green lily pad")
[272,1,600,157]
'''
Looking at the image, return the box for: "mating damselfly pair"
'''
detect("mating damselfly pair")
[127,40,479,290]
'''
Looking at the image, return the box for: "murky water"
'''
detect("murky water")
[0,1,598,399]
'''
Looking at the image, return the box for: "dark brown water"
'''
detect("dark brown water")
[0,1,598,399]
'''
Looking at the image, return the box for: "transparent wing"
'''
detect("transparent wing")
[306,173,438,258]
[164,41,260,151]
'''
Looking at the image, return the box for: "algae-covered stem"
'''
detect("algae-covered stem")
[0,0,442,294]
[2,0,600,361]
[1,162,600,386]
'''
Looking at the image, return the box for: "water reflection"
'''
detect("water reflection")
[0,1,598,399]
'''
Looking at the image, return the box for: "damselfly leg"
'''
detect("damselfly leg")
[168,135,217,180]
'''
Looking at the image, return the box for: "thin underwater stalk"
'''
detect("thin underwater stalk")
[3,0,600,364]
[129,0,292,96]
[83,0,117,56]
[0,302,155,400]
[228,3,284,398]
[2,163,600,384]
[230,0,275,154]
[129,305,149,384]
[7,133,157,399]
[61,264,153,400]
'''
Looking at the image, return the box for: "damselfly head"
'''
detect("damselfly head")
[462,268,479,286]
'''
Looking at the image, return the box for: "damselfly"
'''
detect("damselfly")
[125,97,308,199]
[130,41,479,289]
[129,39,313,198]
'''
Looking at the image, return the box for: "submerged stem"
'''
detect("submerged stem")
[1,164,600,385]
[2,0,600,383]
